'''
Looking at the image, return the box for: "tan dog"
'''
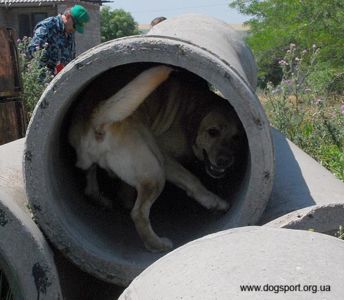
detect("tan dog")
[68,65,245,252]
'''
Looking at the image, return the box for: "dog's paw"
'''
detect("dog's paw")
[213,198,230,212]
[197,191,229,212]
[145,237,173,253]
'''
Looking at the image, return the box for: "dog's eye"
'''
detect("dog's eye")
[207,128,220,137]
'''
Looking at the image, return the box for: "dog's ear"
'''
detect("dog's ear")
[184,92,214,146]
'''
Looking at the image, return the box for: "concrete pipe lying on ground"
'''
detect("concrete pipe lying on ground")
[120,226,344,300]
[0,139,62,300]
[24,14,274,286]
[259,128,344,224]
[265,203,344,236]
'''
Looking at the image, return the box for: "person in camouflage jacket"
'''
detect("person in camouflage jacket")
[27,4,89,74]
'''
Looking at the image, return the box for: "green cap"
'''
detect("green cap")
[70,4,89,33]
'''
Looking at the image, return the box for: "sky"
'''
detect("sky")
[106,0,250,25]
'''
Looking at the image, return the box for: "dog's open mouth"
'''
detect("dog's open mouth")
[203,150,227,179]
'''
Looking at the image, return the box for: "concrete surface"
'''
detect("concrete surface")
[120,226,344,300]
[0,139,63,299]
[265,203,344,234]
[260,128,344,224]
[23,14,273,285]
[0,139,124,300]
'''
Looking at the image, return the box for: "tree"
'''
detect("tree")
[229,0,344,88]
[100,7,139,42]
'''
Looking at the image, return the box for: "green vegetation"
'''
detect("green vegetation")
[336,225,344,240]
[17,37,53,118]
[230,0,344,181]
[100,7,140,42]
[229,0,344,89]
[261,44,343,180]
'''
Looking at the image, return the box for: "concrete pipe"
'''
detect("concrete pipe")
[260,128,344,224]
[0,139,62,300]
[119,226,344,300]
[24,15,274,286]
[265,203,344,236]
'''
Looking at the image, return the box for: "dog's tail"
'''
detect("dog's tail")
[92,65,173,127]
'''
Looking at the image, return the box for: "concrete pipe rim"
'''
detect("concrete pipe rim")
[265,203,344,235]
[24,35,274,286]
[0,191,62,299]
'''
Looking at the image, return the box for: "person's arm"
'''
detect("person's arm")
[27,24,49,57]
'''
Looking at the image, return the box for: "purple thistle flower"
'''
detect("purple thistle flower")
[341,103,344,115]
[278,60,288,66]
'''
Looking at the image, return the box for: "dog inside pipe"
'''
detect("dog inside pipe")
[67,63,248,252]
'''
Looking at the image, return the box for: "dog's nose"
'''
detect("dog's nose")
[216,156,233,168]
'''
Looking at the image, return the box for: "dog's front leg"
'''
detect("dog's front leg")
[164,156,229,211]
[131,180,173,252]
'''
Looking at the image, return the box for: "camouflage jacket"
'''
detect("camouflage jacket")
[27,15,76,70]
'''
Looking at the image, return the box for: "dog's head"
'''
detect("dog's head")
[192,102,246,179]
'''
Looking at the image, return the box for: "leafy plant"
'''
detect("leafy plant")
[262,44,344,181]
[17,37,53,117]
[229,0,344,88]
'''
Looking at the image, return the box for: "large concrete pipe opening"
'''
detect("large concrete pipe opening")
[24,15,274,286]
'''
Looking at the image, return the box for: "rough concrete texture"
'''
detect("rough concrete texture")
[0,139,63,299]
[0,139,124,299]
[265,203,344,235]
[24,14,274,285]
[260,128,344,224]
[120,226,344,300]
[148,14,258,89]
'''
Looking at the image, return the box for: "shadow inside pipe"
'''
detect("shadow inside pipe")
[0,255,17,300]
[259,128,315,224]
[57,63,249,266]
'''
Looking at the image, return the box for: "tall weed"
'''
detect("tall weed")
[17,37,53,117]
[262,44,344,181]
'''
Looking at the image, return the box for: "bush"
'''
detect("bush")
[262,44,344,181]
[229,0,344,88]
[17,37,53,117]
[100,7,139,42]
